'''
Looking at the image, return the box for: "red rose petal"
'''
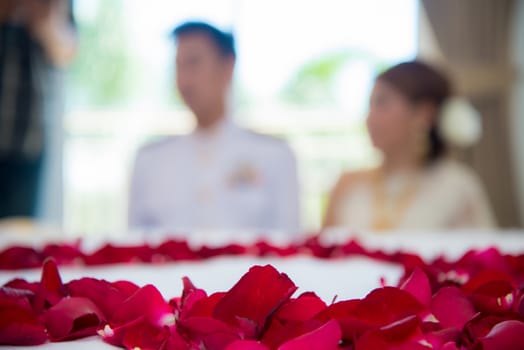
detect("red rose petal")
[274,292,327,322]
[42,243,83,266]
[261,319,325,349]
[226,340,271,350]
[355,330,429,350]
[462,269,515,294]
[469,280,516,314]
[67,278,127,321]
[0,247,42,269]
[440,342,460,350]
[431,286,476,329]
[352,287,424,326]
[461,314,515,347]
[110,280,140,297]
[478,320,524,350]
[277,319,341,350]
[379,315,421,343]
[44,296,104,341]
[213,265,297,336]
[99,317,143,346]
[183,292,226,319]
[518,293,524,317]
[33,258,67,314]
[84,244,154,265]
[0,286,33,310]
[3,279,39,294]
[355,315,426,350]
[462,248,511,275]
[121,320,168,350]
[40,258,63,292]
[314,299,360,321]
[156,239,199,261]
[400,267,432,307]
[0,300,47,345]
[112,284,173,328]
[175,277,208,319]
[424,327,460,349]
[178,316,242,349]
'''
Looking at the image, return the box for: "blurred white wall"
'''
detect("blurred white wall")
[511,0,524,225]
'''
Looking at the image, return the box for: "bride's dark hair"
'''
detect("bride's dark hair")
[377,61,452,162]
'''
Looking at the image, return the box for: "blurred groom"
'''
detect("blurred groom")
[128,21,300,234]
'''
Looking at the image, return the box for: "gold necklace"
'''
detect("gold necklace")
[370,168,420,231]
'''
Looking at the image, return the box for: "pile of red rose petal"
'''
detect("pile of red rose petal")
[2,244,524,349]
[0,237,490,271]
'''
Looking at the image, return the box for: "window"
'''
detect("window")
[65,0,418,233]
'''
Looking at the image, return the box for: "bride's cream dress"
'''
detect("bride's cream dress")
[324,159,496,231]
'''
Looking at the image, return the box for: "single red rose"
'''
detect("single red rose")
[277,319,341,350]
[0,299,48,345]
[476,320,524,350]
[399,267,432,307]
[431,286,476,329]
[44,296,104,341]
[213,265,297,337]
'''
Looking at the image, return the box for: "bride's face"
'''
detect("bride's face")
[366,80,422,156]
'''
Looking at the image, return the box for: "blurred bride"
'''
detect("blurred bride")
[323,61,495,231]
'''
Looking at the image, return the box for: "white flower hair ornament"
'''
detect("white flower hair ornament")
[438,97,482,148]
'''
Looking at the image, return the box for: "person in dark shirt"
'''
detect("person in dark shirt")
[0,0,76,219]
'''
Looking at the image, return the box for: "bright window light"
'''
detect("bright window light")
[65,0,418,234]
